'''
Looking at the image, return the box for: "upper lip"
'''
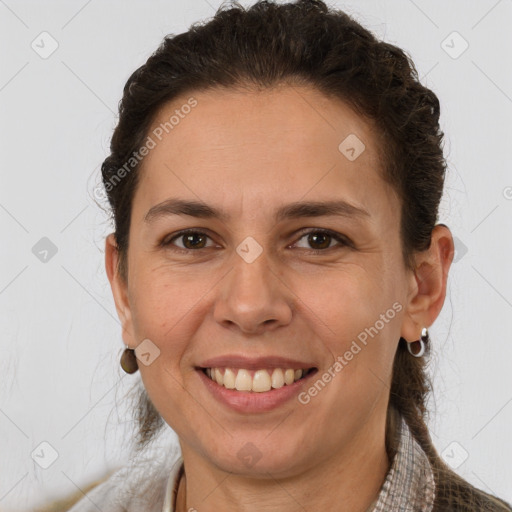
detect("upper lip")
[197,355,317,370]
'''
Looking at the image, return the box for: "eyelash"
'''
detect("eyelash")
[160,228,353,255]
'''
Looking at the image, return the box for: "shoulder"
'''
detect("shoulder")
[66,441,182,512]
[34,474,116,512]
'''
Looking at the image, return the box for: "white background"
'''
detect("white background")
[1,0,511,510]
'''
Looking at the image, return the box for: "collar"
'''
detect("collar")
[371,415,436,511]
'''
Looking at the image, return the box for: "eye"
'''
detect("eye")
[292,228,352,253]
[162,230,216,251]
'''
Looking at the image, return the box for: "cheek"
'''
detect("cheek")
[129,265,212,340]
[293,266,400,396]
[292,263,396,337]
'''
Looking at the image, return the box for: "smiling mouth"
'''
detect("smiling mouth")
[200,367,317,392]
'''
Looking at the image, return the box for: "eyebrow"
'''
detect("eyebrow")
[144,198,371,224]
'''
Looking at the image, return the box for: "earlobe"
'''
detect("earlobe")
[105,234,136,347]
[400,224,454,342]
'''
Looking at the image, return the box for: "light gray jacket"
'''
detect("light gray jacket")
[67,440,183,512]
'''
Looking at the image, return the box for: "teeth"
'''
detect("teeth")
[271,368,285,389]
[284,369,295,385]
[235,369,253,391]
[252,369,272,392]
[204,367,309,392]
[223,368,236,389]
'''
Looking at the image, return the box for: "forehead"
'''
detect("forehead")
[133,84,397,225]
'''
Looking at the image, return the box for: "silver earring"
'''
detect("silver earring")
[407,327,427,358]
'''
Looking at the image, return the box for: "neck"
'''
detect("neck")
[175,412,391,512]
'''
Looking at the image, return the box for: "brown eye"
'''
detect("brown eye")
[293,229,351,252]
[307,232,332,250]
[182,233,208,249]
[163,231,214,250]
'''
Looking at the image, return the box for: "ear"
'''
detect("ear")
[105,233,137,348]
[400,224,454,342]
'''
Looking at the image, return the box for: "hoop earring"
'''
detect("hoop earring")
[120,347,139,374]
[407,327,427,358]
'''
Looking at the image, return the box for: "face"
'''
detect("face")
[107,84,426,478]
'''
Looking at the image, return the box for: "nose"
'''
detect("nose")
[213,248,293,335]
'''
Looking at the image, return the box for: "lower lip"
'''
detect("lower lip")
[196,368,318,413]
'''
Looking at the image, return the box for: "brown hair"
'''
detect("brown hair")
[101,1,511,509]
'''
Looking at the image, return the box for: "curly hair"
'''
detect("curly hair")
[99,1,511,510]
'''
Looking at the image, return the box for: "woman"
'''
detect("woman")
[68,0,512,510]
